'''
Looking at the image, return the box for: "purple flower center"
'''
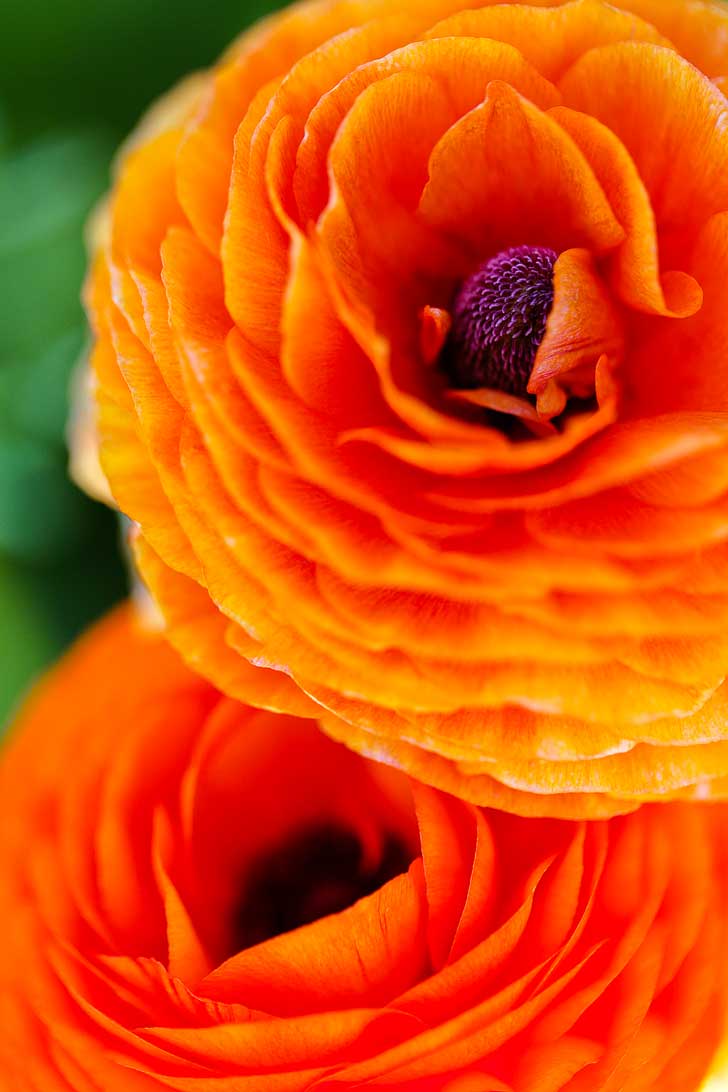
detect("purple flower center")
[441,245,557,397]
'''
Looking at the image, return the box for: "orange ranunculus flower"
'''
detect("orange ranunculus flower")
[86,0,728,817]
[2,605,727,1091]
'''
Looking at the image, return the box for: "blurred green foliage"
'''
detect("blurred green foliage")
[0,0,281,725]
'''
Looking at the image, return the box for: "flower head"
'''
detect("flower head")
[85,0,728,815]
[2,606,727,1089]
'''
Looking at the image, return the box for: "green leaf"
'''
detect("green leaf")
[1,0,282,143]
[0,328,85,445]
[0,130,112,361]
[0,558,57,731]
[0,130,111,255]
[0,507,128,732]
[0,427,89,563]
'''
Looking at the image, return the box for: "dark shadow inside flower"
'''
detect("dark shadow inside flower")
[178,709,420,970]
[231,823,413,952]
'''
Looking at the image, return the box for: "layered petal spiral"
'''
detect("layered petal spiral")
[2,606,727,1089]
[85,0,728,815]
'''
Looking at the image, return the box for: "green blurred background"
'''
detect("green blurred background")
[0,0,282,725]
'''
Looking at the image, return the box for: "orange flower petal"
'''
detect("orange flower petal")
[3,610,727,1087]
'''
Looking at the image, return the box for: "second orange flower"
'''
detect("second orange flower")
[2,607,726,1090]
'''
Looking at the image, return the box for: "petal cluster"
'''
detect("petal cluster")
[1,607,727,1090]
[86,0,728,815]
